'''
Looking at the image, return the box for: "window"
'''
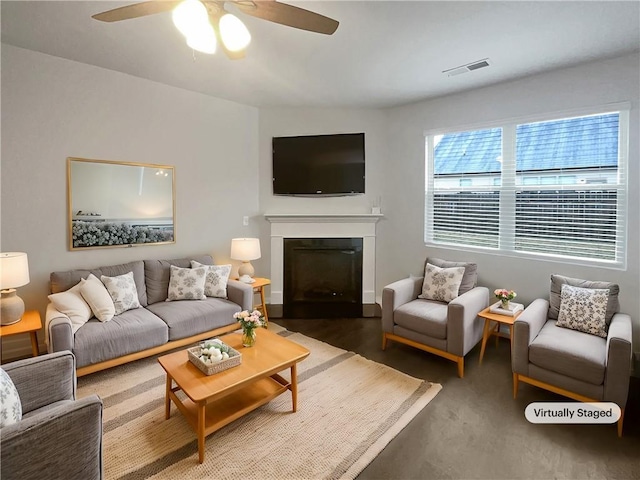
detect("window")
[425,108,628,267]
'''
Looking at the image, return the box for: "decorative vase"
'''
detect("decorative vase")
[501,299,510,310]
[242,328,256,347]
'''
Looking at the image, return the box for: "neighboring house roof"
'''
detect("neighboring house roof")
[434,113,619,175]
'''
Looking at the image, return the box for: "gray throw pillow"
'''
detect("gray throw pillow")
[549,274,619,324]
[556,285,609,338]
[166,265,207,301]
[425,257,477,295]
[101,271,142,315]
[0,368,22,427]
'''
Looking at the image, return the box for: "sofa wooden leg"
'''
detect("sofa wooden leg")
[382,334,387,350]
[618,408,624,437]
[457,358,464,378]
[513,373,519,399]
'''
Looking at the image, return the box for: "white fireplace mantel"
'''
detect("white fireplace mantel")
[264,213,383,306]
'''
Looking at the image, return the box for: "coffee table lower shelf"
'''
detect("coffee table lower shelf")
[165,371,295,463]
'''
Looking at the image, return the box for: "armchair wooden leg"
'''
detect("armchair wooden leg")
[457,358,464,378]
[382,333,387,350]
[512,373,519,399]
[618,409,624,437]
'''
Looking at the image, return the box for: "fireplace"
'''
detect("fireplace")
[265,213,383,318]
[284,238,363,318]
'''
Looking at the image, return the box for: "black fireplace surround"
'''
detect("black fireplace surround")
[283,238,363,318]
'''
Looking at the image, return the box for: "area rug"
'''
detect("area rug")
[77,327,442,480]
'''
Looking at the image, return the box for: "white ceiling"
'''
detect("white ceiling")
[2,1,639,108]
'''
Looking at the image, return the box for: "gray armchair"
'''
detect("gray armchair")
[382,257,490,378]
[1,351,103,480]
[512,275,633,436]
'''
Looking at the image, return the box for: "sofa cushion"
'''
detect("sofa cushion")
[167,265,207,301]
[50,260,147,307]
[80,274,115,322]
[101,272,142,315]
[394,299,448,340]
[425,257,477,296]
[529,320,606,385]
[419,263,465,303]
[549,274,619,324]
[147,297,240,341]
[0,368,22,427]
[556,285,609,338]
[144,255,214,305]
[73,308,168,368]
[191,261,232,298]
[48,282,93,333]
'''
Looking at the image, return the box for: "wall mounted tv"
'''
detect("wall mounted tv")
[272,132,365,196]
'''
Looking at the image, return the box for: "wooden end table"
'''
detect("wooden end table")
[478,306,522,364]
[235,277,271,327]
[158,327,309,463]
[0,310,42,357]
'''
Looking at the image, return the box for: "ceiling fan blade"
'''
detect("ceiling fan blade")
[92,1,181,22]
[235,1,339,35]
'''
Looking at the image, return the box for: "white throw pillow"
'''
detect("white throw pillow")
[556,285,609,338]
[0,368,22,427]
[80,274,115,322]
[418,263,465,303]
[166,265,207,301]
[48,281,93,333]
[190,261,232,299]
[101,271,141,315]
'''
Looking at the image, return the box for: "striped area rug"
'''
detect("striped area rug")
[78,327,441,480]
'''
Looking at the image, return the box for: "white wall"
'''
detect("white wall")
[1,45,260,359]
[380,53,640,351]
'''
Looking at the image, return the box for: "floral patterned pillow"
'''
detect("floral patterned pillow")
[101,271,142,315]
[166,265,207,301]
[418,263,465,303]
[190,261,232,299]
[0,368,22,428]
[556,285,609,338]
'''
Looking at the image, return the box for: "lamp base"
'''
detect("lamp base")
[1,289,25,326]
[238,261,255,279]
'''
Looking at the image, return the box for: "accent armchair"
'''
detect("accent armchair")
[1,351,104,480]
[382,257,489,377]
[512,275,633,436]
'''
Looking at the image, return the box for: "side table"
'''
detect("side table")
[0,310,42,357]
[235,277,271,327]
[478,307,522,364]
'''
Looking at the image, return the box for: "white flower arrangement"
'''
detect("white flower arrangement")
[233,310,265,330]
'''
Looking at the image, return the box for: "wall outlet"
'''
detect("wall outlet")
[242,216,249,226]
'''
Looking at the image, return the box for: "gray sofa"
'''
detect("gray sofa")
[1,351,103,480]
[46,255,253,376]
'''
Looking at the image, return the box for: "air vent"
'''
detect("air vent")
[443,58,491,77]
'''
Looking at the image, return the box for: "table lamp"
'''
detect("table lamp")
[0,252,30,326]
[230,238,261,284]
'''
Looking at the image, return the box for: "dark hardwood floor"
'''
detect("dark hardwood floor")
[275,317,640,480]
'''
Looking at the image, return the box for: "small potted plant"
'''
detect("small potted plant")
[233,309,265,347]
[494,289,517,310]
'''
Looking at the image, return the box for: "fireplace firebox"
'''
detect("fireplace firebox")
[283,238,363,318]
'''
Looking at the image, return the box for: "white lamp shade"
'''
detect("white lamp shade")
[230,238,261,261]
[0,252,30,290]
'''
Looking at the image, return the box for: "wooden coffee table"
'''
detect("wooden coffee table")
[158,328,310,463]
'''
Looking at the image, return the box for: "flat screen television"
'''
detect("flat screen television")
[272,133,365,196]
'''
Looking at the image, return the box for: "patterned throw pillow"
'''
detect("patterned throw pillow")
[166,265,207,301]
[0,368,22,428]
[190,261,232,298]
[101,271,142,315]
[418,263,465,303]
[556,285,609,338]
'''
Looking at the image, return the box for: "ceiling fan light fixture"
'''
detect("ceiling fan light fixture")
[172,0,209,38]
[186,24,217,54]
[219,13,251,52]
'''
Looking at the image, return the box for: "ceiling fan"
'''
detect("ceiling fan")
[92,0,339,60]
